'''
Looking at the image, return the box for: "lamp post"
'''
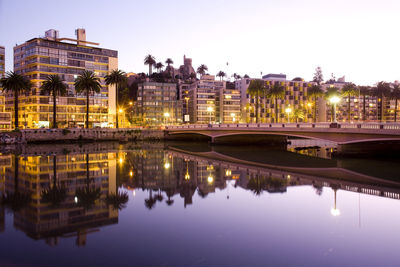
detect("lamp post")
[118,108,123,128]
[230,113,236,123]
[207,106,213,124]
[285,107,292,123]
[329,96,340,123]
[163,112,170,125]
[331,188,340,216]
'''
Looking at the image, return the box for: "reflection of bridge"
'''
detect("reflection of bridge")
[165,123,400,151]
[168,147,400,201]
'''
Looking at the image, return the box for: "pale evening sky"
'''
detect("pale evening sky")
[0,0,399,85]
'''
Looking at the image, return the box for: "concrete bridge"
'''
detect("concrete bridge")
[165,122,400,154]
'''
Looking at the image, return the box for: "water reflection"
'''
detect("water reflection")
[0,142,400,249]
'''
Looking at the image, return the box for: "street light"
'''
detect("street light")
[230,113,236,122]
[329,95,340,123]
[207,106,213,124]
[163,112,170,125]
[331,189,340,216]
[285,107,292,123]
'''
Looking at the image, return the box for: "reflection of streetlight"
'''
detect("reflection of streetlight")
[329,95,340,123]
[285,107,292,123]
[119,157,124,164]
[129,101,133,106]
[331,188,340,216]
[207,106,214,124]
[225,169,232,176]
[207,175,214,183]
[129,170,133,177]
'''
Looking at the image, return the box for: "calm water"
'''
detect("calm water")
[0,141,400,267]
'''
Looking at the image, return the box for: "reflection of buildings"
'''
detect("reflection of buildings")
[3,152,118,246]
[0,154,11,232]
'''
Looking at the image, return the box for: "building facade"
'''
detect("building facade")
[0,46,12,130]
[236,75,317,123]
[11,29,117,128]
[137,81,182,125]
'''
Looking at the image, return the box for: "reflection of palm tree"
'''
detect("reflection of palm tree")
[155,189,164,202]
[2,155,31,212]
[105,190,129,210]
[247,175,266,196]
[197,189,208,198]
[165,189,174,206]
[75,154,101,210]
[313,184,323,196]
[145,189,157,210]
[41,155,67,207]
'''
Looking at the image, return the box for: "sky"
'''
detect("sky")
[0,0,399,85]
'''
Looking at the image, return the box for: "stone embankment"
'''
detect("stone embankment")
[0,128,164,144]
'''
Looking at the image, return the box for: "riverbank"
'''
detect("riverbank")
[0,128,164,144]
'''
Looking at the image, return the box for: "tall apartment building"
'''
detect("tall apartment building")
[137,81,182,125]
[185,75,241,124]
[236,75,317,123]
[11,29,118,128]
[0,46,12,130]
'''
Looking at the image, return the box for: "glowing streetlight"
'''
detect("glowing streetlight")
[129,101,133,106]
[329,95,340,123]
[285,107,292,123]
[119,157,124,164]
[164,162,170,169]
[207,175,214,183]
[207,106,214,124]
[129,170,133,177]
[230,113,236,122]
[118,108,123,113]
[163,112,170,125]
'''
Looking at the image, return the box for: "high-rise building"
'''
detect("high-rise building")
[11,29,118,128]
[0,46,12,130]
[137,81,182,125]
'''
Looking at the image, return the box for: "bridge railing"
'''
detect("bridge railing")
[165,122,400,131]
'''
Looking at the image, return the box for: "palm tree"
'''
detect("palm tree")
[105,70,127,129]
[0,71,32,129]
[144,55,156,76]
[196,64,208,78]
[74,70,102,128]
[165,58,173,67]
[390,84,400,122]
[155,62,164,73]
[216,71,226,81]
[247,79,265,123]
[40,75,67,128]
[267,82,285,123]
[358,86,371,121]
[307,84,323,122]
[341,83,357,122]
[293,108,305,123]
[325,87,339,122]
[243,74,250,79]
[373,81,391,122]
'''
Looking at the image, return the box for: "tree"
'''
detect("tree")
[359,86,371,121]
[165,58,173,67]
[312,66,324,85]
[197,64,208,78]
[293,108,305,123]
[0,71,32,129]
[390,84,400,122]
[373,82,391,122]
[144,54,156,76]
[105,70,127,128]
[267,82,285,123]
[341,83,357,122]
[155,62,164,73]
[244,74,250,79]
[216,71,226,81]
[247,79,265,123]
[308,84,323,122]
[40,75,67,128]
[325,87,339,122]
[74,70,102,128]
